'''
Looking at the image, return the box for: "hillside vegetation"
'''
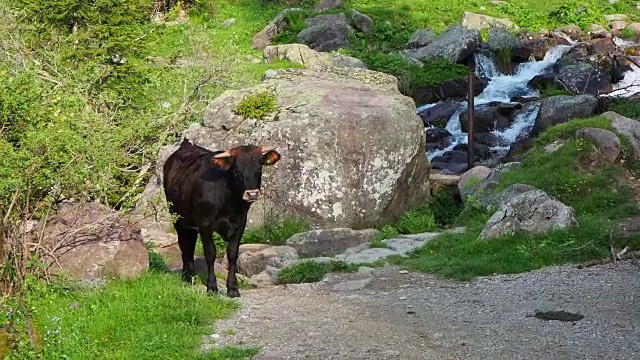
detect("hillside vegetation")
[1,0,640,358]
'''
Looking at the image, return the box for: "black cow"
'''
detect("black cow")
[162,138,281,297]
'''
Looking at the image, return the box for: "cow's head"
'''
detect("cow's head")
[211,145,281,203]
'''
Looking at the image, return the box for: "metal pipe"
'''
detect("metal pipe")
[467,70,475,171]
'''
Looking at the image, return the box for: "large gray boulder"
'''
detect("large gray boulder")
[406,24,481,63]
[601,111,640,158]
[138,66,430,230]
[478,188,579,240]
[531,95,598,135]
[297,13,352,52]
[285,228,379,257]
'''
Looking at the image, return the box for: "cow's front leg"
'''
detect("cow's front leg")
[225,229,243,298]
[199,226,219,294]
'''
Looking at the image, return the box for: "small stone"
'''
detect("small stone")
[332,278,372,291]
[209,333,221,339]
[399,270,408,274]
[221,18,236,28]
[399,296,407,300]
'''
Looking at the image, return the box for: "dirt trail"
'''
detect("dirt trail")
[206,261,640,360]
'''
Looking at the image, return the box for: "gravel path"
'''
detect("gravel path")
[206,261,640,359]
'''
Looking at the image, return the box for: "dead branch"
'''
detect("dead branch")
[576,250,640,268]
[113,162,151,209]
[35,69,63,87]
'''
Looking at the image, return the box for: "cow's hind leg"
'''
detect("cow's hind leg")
[199,225,219,294]
[175,221,198,284]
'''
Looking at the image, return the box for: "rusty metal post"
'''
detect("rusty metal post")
[467,69,475,171]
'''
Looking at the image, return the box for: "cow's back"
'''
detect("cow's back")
[163,140,213,219]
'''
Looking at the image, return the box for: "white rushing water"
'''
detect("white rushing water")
[601,36,640,98]
[422,44,574,161]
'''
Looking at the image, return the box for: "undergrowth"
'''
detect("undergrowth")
[3,270,256,359]
[400,116,640,280]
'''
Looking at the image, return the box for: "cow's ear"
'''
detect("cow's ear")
[262,150,281,166]
[212,152,232,170]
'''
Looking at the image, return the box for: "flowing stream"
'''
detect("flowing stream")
[419,44,575,160]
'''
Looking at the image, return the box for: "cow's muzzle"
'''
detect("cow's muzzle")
[243,189,261,202]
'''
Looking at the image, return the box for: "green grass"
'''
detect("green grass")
[4,272,257,359]
[277,260,360,284]
[241,216,310,246]
[398,116,640,280]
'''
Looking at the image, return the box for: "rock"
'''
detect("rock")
[285,228,379,257]
[256,350,286,360]
[431,162,469,175]
[610,20,629,34]
[478,188,579,240]
[330,53,367,69]
[249,265,280,287]
[475,132,507,147]
[627,22,640,34]
[601,111,640,158]
[437,76,488,100]
[554,24,582,39]
[235,244,299,277]
[458,166,492,199]
[588,38,617,56]
[605,14,628,22]
[519,32,571,60]
[459,104,513,133]
[409,24,481,63]
[382,234,438,254]
[343,248,398,264]
[531,95,598,135]
[298,13,352,52]
[349,9,373,35]
[486,28,532,62]
[31,202,149,285]
[263,43,364,69]
[418,101,459,128]
[502,136,535,162]
[543,140,566,154]
[314,0,344,13]
[252,8,303,50]
[332,278,372,291]
[556,62,612,96]
[588,24,608,35]
[426,128,452,151]
[140,226,177,248]
[485,183,538,210]
[406,29,436,49]
[221,18,236,28]
[575,127,622,163]
[462,163,520,205]
[452,143,491,161]
[139,67,430,230]
[460,11,518,30]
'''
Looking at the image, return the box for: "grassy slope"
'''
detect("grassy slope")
[400,117,640,281]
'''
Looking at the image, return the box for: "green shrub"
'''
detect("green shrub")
[549,0,606,30]
[233,91,278,120]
